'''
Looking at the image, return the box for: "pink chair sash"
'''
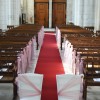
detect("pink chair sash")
[31,38,34,59]
[26,41,32,68]
[63,41,69,62]
[28,41,32,64]
[56,28,61,48]
[20,53,26,73]
[68,45,73,67]
[17,57,22,74]
[31,38,36,58]
[72,50,76,74]
[75,53,81,74]
[79,59,84,74]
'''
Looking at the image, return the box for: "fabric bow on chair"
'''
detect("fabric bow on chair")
[56,74,82,100]
[17,73,43,100]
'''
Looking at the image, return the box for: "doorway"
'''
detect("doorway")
[35,2,49,28]
[52,1,66,28]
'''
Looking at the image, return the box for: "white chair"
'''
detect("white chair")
[17,73,43,100]
[56,74,82,100]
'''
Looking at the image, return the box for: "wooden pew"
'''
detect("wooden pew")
[0,55,18,99]
[4,31,38,49]
[58,25,100,99]
[0,24,43,99]
[0,39,30,98]
[74,49,100,100]
[0,36,33,43]
[0,36,32,99]
[57,25,94,49]
[6,24,42,50]
[83,56,100,100]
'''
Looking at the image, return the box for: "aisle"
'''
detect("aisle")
[35,33,64,100]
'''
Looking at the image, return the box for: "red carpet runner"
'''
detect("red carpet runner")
[35,33,64,100]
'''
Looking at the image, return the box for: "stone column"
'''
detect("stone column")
[13,0,21,26]
[22,0,27,23]
[26,0,34,23]
[79,0,84,27]
[23,0,27,14]
[0,0,21,29]
[94,0,100,31]
[33,0,35,24]
[72,0,84,26]
[49,0,52,28]
[72,0,80,25]
[83,0,95,27]
[67,0,73,23]
[0,0,11,30]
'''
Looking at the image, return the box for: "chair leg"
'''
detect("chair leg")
[83,84,87,100]
[13,83,17,99]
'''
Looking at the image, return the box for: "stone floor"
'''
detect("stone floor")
[44,28,55,32]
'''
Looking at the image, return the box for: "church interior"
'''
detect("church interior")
[0,0,100,100]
